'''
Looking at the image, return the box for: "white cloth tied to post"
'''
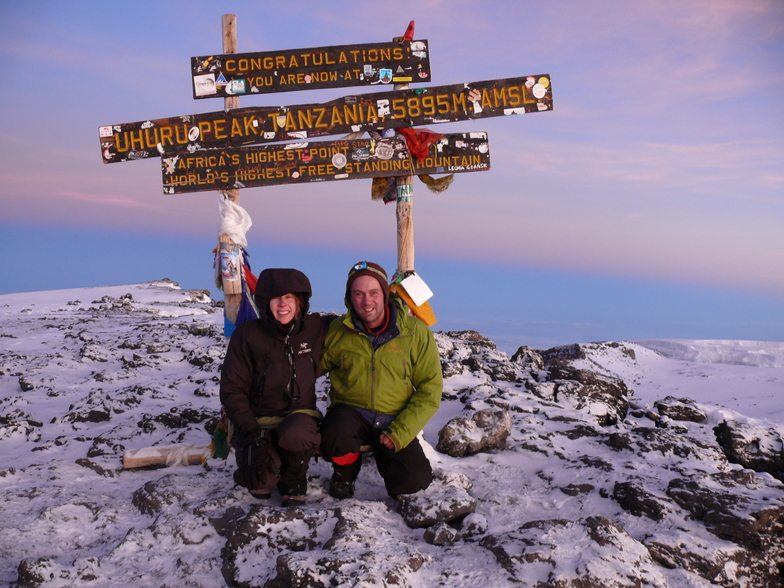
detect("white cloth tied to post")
[218,192,252,247]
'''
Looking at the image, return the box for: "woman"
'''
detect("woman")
[220,268,329,507]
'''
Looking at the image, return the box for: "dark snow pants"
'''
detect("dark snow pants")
[320,403,433,497]
[233,412,320,496]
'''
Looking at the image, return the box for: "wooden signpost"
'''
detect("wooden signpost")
[191,39,431,98]
[217,14,243,325]
[98,15,554,330]
[100,75,551,165]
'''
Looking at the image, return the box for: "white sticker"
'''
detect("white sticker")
[332,153,347,169]
[400,272,434,306]
[188,127,200,142]
[532,83,546,99]
[99,126,113,138]
[193,73,216,97]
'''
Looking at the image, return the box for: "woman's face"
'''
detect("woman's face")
[269,293,300,325]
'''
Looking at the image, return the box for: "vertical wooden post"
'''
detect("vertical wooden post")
[219,14,242,326]
[394,83,415,274]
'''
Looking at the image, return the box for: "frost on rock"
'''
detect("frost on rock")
[398,470,476,528]
[223,502,428,588]
[436,407,512,457]
[479,516,669,588]
[714,419,784,482]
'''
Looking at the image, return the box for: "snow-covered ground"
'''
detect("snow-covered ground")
[1,282,782,587]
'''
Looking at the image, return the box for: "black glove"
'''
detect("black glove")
[233,431,273,491]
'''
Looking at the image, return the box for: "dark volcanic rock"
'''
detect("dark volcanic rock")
[654,396,707,422]
[714,419,784,482]
[223,504,427,588]
[398,470,476,529]
[539,365,631,425]
[479,516,665,587]
[613,481,671,521]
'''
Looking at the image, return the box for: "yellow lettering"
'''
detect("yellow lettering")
[159,126,173,147]
[314,108,328,128]
[225,59,236,72]
[298,109,314,129]
[507,86,521,106]
[330,107,343,126]
[492,87,507,108]
[174,125,189,144]
[143,127,159,149]
[522,84,536,104]
[114,133,129,153]
[288,55,299,68]
[436,94,451,114]
[283,111,297,131]
[243,116,257,136]
[481,89,493,109]
[452,91,467,111]
[339,51,348,63]
[392,98,406,119]
[213,119,227,140]
[128,130,144,150]
[344,104,359,125]
[198,121,212,139]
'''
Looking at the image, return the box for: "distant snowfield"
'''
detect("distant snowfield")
[568,340,784,426]
[637,339,784,368]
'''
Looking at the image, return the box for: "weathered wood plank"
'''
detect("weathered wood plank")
[191,40,431,98]
[100,75,551,164]
[161,132,490,194]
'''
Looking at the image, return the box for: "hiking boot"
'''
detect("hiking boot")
[249,490,272,500]
[281,495,306,508]
[329,476,355,499]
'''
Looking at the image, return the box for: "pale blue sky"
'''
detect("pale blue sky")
[1,0,782,350]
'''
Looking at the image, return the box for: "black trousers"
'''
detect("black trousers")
[233,412,320,496]
[275,412,320,496]
[320,403,433,497]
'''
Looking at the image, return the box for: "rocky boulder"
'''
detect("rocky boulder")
[714,419,784,482]
[435,408,512,457]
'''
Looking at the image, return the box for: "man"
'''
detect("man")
[319,261,443,499]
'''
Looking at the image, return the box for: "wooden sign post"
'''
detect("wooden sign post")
[393,35,415,275]
[98,16,554,332]
[218,14,243,326]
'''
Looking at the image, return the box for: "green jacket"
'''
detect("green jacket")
[320,296,443,451]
